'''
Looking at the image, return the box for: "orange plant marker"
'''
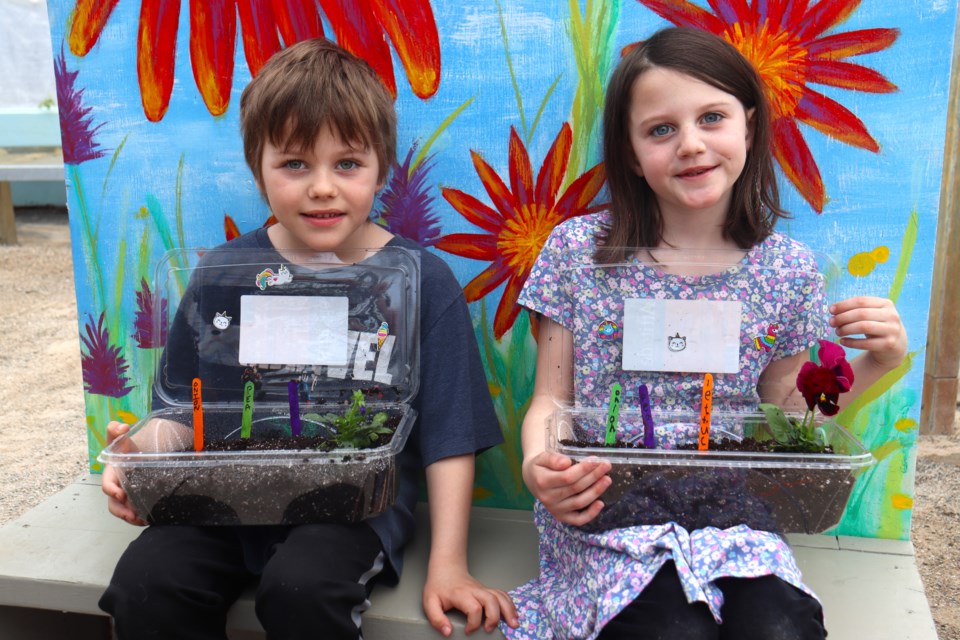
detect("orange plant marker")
[698,373,713,451]
[192,377,204,452]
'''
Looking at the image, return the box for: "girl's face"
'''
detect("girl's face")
[627,67,755,221]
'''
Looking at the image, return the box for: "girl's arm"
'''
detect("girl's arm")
[421,454,518,636]
[757,351,809,410]
[521,317,612,526]
[758,296,907,409]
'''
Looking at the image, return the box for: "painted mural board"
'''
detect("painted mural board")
[46,0,956,539]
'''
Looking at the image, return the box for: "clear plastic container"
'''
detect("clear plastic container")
[547,407,875,534]
[99,247,420,525]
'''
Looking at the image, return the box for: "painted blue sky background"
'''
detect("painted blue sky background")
[45,0,957,533]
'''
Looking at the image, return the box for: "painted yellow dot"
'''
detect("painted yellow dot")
[891,494,913,510]
[115,409,140,425]
[869,246,890,263]
[847,252,876,277]
[895,418,917,432]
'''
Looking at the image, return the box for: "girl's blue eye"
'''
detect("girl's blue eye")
[651,124,673,137]
[703,112,723,124]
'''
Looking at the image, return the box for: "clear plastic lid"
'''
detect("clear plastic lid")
[536,246,839,418]
[150,246,420,409]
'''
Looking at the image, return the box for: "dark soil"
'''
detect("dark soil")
[124,412,406,526]
[562,437,835,454]
[563,437,853,534]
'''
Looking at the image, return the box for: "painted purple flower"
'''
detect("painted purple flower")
[377,145,442,248]
[54,46,107,165]
[80,312,133,398]
[132,278,168,349]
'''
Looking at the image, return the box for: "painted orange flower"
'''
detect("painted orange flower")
[68,0,441,122]
[634,0,898,212]
[436,123,607,339]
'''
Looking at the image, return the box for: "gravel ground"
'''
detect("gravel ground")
[1,208,958,638]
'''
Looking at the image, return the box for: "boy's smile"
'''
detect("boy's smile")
[260,126,389,256]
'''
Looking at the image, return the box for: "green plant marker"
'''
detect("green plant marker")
[241,381,254,439]
[604,383,622,445]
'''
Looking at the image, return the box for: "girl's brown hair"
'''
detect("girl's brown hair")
[240,38,397,191]
[598,27,787,262]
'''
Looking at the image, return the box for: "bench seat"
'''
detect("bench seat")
[0,474,939,639]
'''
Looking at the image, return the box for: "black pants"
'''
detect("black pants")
[598,562,826,640]
[99,522,385,640]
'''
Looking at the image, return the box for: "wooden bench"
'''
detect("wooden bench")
[0,474,939,639]
[0,110,65,245]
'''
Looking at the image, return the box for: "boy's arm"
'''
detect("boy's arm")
[422,454,519,637]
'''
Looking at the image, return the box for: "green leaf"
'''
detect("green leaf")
[758,403,797,444]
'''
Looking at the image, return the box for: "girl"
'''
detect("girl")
[505,27,907,640]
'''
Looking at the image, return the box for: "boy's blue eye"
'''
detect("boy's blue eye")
[651,124,673,137]
[337,159,358,170]
[285,159,305,170]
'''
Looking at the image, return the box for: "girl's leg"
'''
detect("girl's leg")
[598,562,718,640]
[716,575,826,640]
[255,522,385,640]
[99,526,249,640]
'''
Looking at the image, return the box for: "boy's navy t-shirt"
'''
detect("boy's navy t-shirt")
[155,227,503,584]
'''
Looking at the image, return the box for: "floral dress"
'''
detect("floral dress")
[504,213,828,640]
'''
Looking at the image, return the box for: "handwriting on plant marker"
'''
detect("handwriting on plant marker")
[192,378,204,452]
[605,383,622,445]
[698,373,713,451]
[241,381,254,439]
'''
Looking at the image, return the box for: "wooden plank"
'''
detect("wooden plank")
[922,8,960,435]
[0,181,16,245]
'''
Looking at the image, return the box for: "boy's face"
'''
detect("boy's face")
[259,126,383,254]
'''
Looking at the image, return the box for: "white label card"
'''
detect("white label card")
[238,295,348,366]
[622,299,741,373]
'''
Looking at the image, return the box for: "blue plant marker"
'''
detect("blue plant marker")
[604,383,622,445]
[638,383,655,449]
[288,380,301,436]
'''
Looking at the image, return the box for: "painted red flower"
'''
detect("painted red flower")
[633,0,898,212]
[436,123,607,339]
[68,0,441,122]
[796,339,854,415]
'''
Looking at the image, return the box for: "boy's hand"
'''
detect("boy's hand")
[101,421,147,526]
[829,296,907,369]
[423,566,518,636]
[522,451,611,526]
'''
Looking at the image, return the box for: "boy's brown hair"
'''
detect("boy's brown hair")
[240,38,397,190]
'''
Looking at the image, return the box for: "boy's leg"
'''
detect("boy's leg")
[99,526,249,640]
[715,574,826,640]
[255,522,385,640]
[597,561,718,640]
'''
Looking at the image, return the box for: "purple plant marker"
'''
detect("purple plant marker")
[288,380,301,436]
[638,384,655,449]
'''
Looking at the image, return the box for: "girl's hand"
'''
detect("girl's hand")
[829,296,907,370]
[101,421,147,526]
[522,451,611,526]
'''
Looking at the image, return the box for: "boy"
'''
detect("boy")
[99,38,519,639]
